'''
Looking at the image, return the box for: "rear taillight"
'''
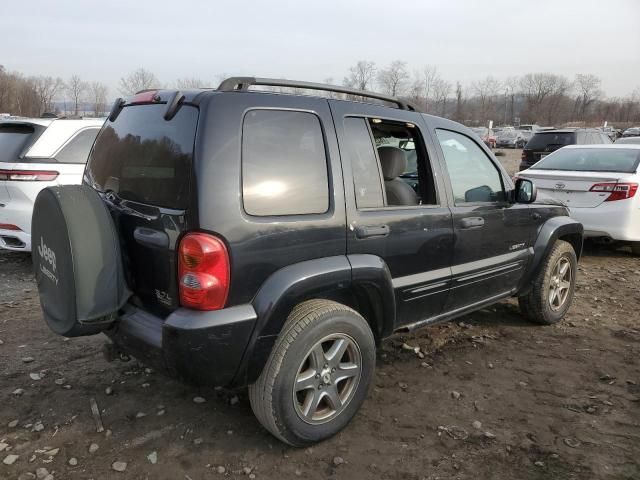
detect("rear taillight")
[0,169,59,181]
[589,182,638,202]
[0,223,21,231]
[178,233,230,311]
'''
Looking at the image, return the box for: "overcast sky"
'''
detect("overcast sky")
[2,0,639,98]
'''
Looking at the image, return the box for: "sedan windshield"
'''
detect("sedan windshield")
[533,148,640,173]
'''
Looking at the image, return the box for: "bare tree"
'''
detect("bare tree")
[544,75,572,125]
[422,65,439,111]
[175,77,207,89]
[575,74,602,120]
[472,76,501,122]
[519,73,558,122]
[503,76,519,124]
[32,76,64,114]
[377,60,409,96]
[119,68,160,95]
[66,75,88,116]
[454,82,465,122]
[343,61,376,91]
[89,81,108,116]
[432,78,451,116]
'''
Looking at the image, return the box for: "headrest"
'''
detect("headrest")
[378,146,407,180]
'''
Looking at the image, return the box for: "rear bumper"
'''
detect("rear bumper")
[0,228,31,251]
[0,186,36,251]
[107,303,257,387]
[569,203,640,242]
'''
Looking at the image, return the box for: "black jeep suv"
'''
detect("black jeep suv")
[32,77,583,446]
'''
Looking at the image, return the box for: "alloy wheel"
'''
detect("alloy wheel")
[548,256,572,310]
[293,334,362,425]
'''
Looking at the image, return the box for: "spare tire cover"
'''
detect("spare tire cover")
[31,185,130,337]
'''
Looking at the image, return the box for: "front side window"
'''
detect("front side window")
[55,128,100,164]
[242,110,329,216]
[436,129,505,204]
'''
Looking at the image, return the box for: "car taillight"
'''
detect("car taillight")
[0,169,59,181]
[178,233,230,310]
[0,223,22,231]
[589,182,638,202]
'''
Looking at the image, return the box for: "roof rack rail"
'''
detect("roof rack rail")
[217,76,418,111]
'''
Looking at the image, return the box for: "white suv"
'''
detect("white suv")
[0,117,104,251]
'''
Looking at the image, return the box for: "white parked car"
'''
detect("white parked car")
[518,144,640,255]
[0,117,104,251]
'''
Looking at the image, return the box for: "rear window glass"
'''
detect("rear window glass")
[0,124,37,162]
[242,109,329,216]
[533,148,640,173]
[86,104,198,209]
[55,128,100,164]
[526,132,576,150]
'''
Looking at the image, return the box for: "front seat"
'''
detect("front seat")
[378,146,418,206]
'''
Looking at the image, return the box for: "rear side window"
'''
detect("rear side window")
[54,128,100,164]
[242,110,329,216]
[0,124,37,162]
[343,117,385,208]
[86,104,198,209]
[527,132,576,150]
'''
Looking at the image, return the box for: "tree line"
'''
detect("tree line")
[342,60,640,127]
[1,63,639,127]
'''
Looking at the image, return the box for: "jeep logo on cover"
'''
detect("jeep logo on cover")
[555,182,566,190]
[37,237,58,285]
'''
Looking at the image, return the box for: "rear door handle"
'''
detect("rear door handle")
[460,217,485,229]
[354,224,390,239]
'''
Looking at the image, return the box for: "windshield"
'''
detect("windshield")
[85,104,198,209]
[0,124,38,162]
[499,131,517,139]
[532,148,640,173]
[526,132,575,150]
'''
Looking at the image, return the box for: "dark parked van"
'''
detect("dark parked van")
[520,128,612,170]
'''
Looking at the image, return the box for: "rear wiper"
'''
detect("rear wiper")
[102,190,158,221]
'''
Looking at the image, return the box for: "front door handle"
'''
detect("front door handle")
[354,224,390,239]
[460,217,485,229]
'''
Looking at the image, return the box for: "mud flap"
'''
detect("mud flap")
[31,185,131,337]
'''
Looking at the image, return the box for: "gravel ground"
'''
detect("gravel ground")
[1,149,639,480]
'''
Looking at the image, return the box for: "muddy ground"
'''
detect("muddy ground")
[1,149,639,480]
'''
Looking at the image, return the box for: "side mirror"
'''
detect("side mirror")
[514,178,537,203]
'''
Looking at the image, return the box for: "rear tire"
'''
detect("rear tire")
[519,240,577,325]
[249,299,375,446]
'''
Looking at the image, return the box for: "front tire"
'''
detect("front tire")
[519,240,577,325]
[631,242,640,256]
[249,299,376,446]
